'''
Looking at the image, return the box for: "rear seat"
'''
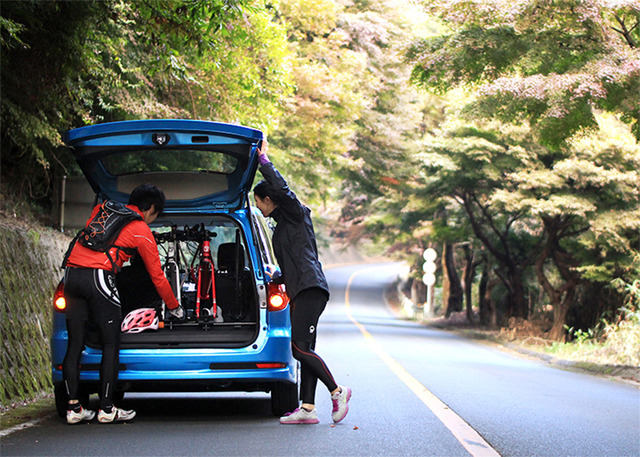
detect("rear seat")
[216,242,250,321]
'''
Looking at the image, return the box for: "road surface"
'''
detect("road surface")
[2,263,638,456]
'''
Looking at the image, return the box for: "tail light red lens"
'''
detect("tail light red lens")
[53,281,66,312]
[256,363,286,369]
[267,282,289,312]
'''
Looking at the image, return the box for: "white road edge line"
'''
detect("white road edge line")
[0,415,54,438]
[345,266,501,457]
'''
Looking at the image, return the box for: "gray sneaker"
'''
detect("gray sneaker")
[66,406,96,424]
[169,305,185,319]
[97,406,136,423]
[279,407,319,424]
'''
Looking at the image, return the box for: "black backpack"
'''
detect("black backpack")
[61,200,143,272]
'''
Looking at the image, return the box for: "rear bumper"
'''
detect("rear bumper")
[51,313,296,390]
[51,349,296,391]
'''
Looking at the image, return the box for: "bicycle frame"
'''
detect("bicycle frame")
[156,224,219,326]
[195,239,215,320]
[163,227,182,320]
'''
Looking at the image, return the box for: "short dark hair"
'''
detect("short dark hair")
[253,180,271,200]
[253,180,284,205]
[129,183,165,215]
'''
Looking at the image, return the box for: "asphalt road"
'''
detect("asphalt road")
[2,263,638,456]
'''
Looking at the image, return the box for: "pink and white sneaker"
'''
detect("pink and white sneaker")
[331,386,352,423]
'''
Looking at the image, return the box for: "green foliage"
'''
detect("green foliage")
[0,0,290,204]
[1,0,637,344]
[394,0,640,335]
[2,1,111,200]
[564,325,596,344]
[408,26,526,92]
[409,0,640,148]
[0,14,26,48]
[267,0,371,204]
[330,0,444,242]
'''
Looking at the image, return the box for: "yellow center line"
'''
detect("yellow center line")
[345,266,501,457]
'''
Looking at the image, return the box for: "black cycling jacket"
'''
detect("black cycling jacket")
[258,162,329,301]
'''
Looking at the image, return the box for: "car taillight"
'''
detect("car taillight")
[267,282,289,312]
[256,363,286,369]
[53,281,66,312]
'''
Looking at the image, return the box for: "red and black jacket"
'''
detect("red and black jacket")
[65,204,179,309]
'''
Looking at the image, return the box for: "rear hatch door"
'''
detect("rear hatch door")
[63,120,264,212]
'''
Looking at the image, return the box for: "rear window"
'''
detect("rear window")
[153,217,249,270]
[101,149,238,175]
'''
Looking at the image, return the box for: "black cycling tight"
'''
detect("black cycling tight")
[63,318,120,410]
[292,339,338,404]
[63,267,122,411]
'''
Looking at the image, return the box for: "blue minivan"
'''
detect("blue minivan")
[51,120,298,417]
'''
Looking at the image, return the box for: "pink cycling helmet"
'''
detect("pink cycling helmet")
[121,308,159,333]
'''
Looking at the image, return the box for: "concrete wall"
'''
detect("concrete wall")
[51,176,95,232]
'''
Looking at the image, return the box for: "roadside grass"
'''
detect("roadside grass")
[430,315,640,384]
[542,307,640,368]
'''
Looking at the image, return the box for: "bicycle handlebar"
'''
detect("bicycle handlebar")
[153,224,217,243]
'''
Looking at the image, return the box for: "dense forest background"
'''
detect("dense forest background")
[1,0,639,343]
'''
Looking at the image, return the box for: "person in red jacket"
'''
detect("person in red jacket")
[62,183,183,424]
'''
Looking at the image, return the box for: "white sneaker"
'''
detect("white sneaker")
[279,407,319,424]
[97,406,136,423]
[67,406,96,424]
[331,386,352,423]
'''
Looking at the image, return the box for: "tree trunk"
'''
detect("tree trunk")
[411,278,427,308]
[548,288,575,341]
[478,259,499,327]
[442,249,450,315]
[509,268,529,319]
[478,261,490,325]
[460,194,531,321]
[535,216,580,341]
[444,242,463,317]
[494,265,529,319]
[462,244,475,322]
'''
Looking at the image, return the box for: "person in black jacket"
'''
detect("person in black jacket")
[253,141,351,425]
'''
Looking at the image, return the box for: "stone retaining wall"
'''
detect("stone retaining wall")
[0,218,69,410]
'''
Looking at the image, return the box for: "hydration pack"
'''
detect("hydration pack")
[61,200,143,272]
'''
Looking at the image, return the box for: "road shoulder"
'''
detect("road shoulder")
[1,396,56,435]
[383,279,640,387]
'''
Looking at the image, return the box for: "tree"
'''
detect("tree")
[494,112,640,339]
[1,1,117,201]
[1,0,291,205]
[330,0,445,244]
[266,0,371,204]
[407,0,640,337]
[409,0,640,147]
[417,118,541,320]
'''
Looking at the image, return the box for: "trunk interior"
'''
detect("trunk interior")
[99,214,260,349]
